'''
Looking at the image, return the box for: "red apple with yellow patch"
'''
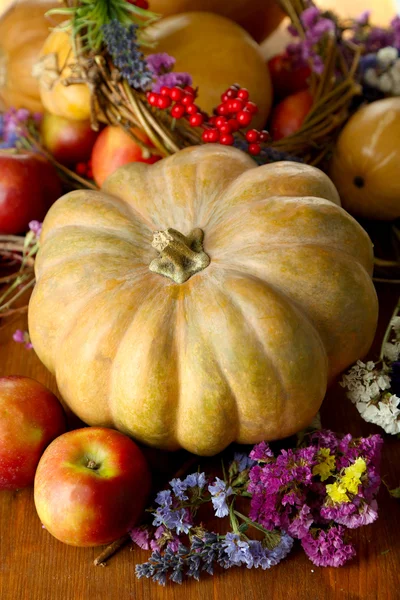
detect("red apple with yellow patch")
[0,376,66,490]
[91,125,161,187]
[34,427,151,546]
[41,112,99,167]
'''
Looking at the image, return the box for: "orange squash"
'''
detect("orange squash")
[37,29,91,121]
[29,145,378,456]
[148,0,285,44]
[330,98,400,221]
[145,12,273,129]
[0,0,60,112]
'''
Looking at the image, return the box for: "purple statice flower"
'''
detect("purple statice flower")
[146,52,176,75]
[155,489,173,507]
[309,429,339,452]
[221,533,253,567]
[356,11,371,26]
[151,71,192,93]
[129,526,151,549]
[321,499,378,529]
[301,526,356,567]
[288,504,313,539]
[233,452,256,473]
[208,477,233,518]
[169,478,189,500]
[183,472,206,490]
[29,220,42,237]
[249,441,274,462]
[300,6,320,29]
[152,505,192,534]
[12,329,33,350]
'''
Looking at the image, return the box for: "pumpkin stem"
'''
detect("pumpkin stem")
[149,228,210,284]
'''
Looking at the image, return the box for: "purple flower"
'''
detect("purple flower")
[183,472,206,490]
[356,10,371,26]
[300,6,321,29]
[13,330,26,343]
[170,478,189,500]
[288,505,313,539]
[233,452,256,472]
[129,526,151,549]
[301,526,356,567]
[29,220,42,237]
[155,490,173,507]
[249,441,274,462]
[151,72,192,93]
[208,477,233,518]
[146,52,176,75]
[15,108,30,122]
[221,533,253,567]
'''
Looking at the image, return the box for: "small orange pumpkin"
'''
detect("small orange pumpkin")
[29,145,378,456]
[330,97,400,221]
[0,0,60,112]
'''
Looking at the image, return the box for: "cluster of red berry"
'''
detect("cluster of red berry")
[76,160,93,180]
[126,0,149,8]
[146,84,270,156]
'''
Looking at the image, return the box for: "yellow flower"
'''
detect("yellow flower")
[341,457,367,495]
[312,448,336,481]
[326,482,350,504]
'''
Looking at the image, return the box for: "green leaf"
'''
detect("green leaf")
[389,486,400,498]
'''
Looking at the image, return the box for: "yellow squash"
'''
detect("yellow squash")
[330,97,400,221]
[38,29,91,121]
[145,12,272,129]
[29,145,378,456]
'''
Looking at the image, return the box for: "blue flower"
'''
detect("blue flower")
[169,478,189,500]
[155,490,173,507]
[233,453,256,472]
[183,472,206,490]
[221,533,253,567]
[208,478,233,518]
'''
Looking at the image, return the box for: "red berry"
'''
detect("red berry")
[225,87,238,99]
[245,129,260,143]
[237,111,252,126]
[207,128,220,143]
[208,116,218,126]
[170,87,183,101]
[237,88,249,101]
[189,113,204,127]
[86,167,94,180]
[157,95,172,109]
[147,92,159,106]
[171,103,186,119]
[181,94,194,107]
[219,133,234,145]
[227,118,239,132]
[160,86,171,97]
[185,103,199,115]
[76,162,87,176]
[259,130,270,142]
[127,0,149,8]
[230,99,244,113]
[221,93,229,103]
[216,103,230,115]
[215,116,227,128]
[184,86,195,96]
[202,130,210,142]
[219,124,232,134]
[248,143,261,155]
[245,101,258,114]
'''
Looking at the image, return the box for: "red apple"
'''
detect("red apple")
[34,427,151,546]
[0,150,62,234]
[0,376,66,490]
[41,112,99,167]
[270,89,313,141]
[91,125,160,187]
[268,53,311,101]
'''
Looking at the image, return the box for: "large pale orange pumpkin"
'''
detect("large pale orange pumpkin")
[29,145,378,456]
[37,29,91,121]
[148,0,285,44]
[0,0,60,112]
[330,98,400,221]
[144,13,272,129]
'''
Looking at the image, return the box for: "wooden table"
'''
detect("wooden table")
[0,283,399,600]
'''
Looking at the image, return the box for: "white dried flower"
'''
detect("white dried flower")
[392,59,400,73]
[383,341,400,361]
[390,316,400,335]
[364,68,379,87]
[377,46,398,67]
[378,72,393,93]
